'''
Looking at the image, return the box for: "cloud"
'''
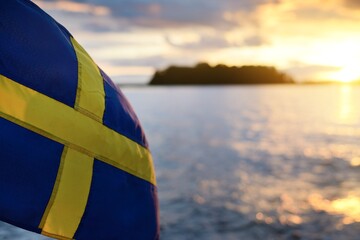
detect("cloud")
[102,54,205,71]
[35,0,360,34]
[165,35,237,50]
[243,35,268,47]
[34,0,110,16]
[164,33,269,50]
[285,63,341,81]
[33,0,122,34]
[95,1,236,29]
[343,0,360,8]
[102,56,175,69]
[35,0,272,29]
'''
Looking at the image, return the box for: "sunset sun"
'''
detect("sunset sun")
[309,39,360,83]
[332,65,359,83]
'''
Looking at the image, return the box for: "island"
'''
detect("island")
[149,63,295,85]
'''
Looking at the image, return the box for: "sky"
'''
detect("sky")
[33,0,360,84]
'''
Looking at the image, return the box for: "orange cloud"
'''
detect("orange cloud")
[33,0,110,16]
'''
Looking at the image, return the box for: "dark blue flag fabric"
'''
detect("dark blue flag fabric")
[0,0,159,239]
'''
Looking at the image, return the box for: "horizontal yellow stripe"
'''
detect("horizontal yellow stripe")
[42,147,93,238]
[0,75,156,185]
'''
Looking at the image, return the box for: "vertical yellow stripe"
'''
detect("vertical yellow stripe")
[40,37,105,239]
[38,147,68,229]
[42,148,94,239]
[71,37,105,121]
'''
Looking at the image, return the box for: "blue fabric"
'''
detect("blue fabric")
[0,0,78,107]
[0,117,63,233]
[74,160,159,240]
[101,69,149,148]
[0,1,158,239]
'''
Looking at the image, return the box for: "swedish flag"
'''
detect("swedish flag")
[0,0,159,239]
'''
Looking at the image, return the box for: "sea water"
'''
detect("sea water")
[1,85,359,239]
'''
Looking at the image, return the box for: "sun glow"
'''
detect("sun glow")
[332,65,360,83]
[305,39,360,83]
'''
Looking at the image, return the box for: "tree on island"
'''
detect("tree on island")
[149,63,294,85]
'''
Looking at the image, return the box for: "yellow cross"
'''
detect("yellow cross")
[0,38,155,239]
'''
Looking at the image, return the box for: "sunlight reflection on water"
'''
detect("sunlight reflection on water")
[338,85,357,125]
[226,85,360,228]
[308,194,360,224]
[124,85,360,239]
